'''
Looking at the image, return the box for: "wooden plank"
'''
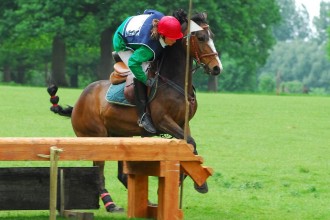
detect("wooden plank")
[0,167,99,210]
[0,137,201,162]
[127,174,149,218]
[181,161,214,186]
[147,205,158,219]
[157,161,181,220]
[124,161,164,177]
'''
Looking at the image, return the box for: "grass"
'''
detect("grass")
[0,85,330,219]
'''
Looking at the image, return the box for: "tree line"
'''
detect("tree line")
[0,0,329,94]
[0,0,280,91]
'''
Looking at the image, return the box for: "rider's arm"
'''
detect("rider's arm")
[113,17,130,51]
[128,46,154,84]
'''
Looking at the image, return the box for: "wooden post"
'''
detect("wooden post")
[125,161,183,220]
[60,169,65,216]
[49,146,62,220]
[158,161,182,220]
[127,173,149,218]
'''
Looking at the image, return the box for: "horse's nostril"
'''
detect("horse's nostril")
[212,66,221,75]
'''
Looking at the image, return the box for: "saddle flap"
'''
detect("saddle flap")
[114,62,131,75]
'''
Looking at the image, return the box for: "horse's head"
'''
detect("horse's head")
[179,12,223,76]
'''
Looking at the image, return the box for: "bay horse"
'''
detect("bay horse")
[48,10,222,212]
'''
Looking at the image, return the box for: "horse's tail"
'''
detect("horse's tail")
[47,84,73,117]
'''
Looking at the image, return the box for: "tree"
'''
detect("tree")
[259,40,330,93]
[215,0,281,91]
[0,0,282,92]
[274,0,311,41]
[315,1,330,44]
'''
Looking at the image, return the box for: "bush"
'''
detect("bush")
[309,87,328,96]
[281,81,304,94]
[258,75,275,93]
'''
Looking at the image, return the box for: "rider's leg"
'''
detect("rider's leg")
[133,78,156,133]
[112,52,122,63]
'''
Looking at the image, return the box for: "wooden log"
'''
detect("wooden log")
[0,137,200,162]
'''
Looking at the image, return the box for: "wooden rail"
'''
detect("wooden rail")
[0,137,213,220]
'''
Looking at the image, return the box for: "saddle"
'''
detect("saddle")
[108,52,158,105]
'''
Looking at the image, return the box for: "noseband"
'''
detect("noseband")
[189,24,218,65]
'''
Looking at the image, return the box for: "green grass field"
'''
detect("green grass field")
[0,85,329,219]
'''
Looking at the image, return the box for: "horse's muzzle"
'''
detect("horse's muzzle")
[211,66,221,76]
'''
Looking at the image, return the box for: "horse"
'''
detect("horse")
[48,10,223,212]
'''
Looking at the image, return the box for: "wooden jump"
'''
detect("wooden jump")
[0,137,213,220]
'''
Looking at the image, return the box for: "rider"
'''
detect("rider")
[112,9,183,133]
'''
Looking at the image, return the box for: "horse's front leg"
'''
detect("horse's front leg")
[93,161,124,212]
[157,116,197,154]
[157,118,208,193]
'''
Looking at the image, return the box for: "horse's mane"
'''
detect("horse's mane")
[172,9,208,25]
[191,13,207,24]
[172,9,188,24]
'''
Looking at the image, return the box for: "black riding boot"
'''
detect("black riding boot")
[133,78,156,133]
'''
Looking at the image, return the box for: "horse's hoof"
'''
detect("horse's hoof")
[107,205,125,213]
[148,200,157,206]
[194,182,208,194]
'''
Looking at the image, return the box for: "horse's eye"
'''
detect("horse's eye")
[197,35,206,41]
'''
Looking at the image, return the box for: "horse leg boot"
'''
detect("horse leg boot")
[93,161,124,213]
[133,78,156,133]
[187,136,209,193]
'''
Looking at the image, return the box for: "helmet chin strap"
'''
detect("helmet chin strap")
[159,36,167,47]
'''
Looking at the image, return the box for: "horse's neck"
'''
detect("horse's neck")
[161,41,193,90]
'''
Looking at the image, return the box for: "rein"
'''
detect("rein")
[151,22,216,99]
[153,55,195,101]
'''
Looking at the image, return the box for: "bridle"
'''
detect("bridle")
[189,24,218,66]
[153,21,219,93]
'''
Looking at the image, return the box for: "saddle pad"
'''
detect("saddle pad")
[105,83,135,107]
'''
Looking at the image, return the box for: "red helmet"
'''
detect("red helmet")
[158,16,183,40]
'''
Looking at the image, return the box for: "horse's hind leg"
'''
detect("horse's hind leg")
[93,161,124,212]
[117,161,128,188]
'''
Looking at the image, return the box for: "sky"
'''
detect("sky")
[295,0,329,19]
[295,0,329,30]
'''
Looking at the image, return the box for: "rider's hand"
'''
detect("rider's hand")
[145,78,156,87]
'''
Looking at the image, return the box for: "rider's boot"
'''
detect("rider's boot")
[133,78,157,133]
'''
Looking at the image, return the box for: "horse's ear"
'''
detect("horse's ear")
[203,12,208,20]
